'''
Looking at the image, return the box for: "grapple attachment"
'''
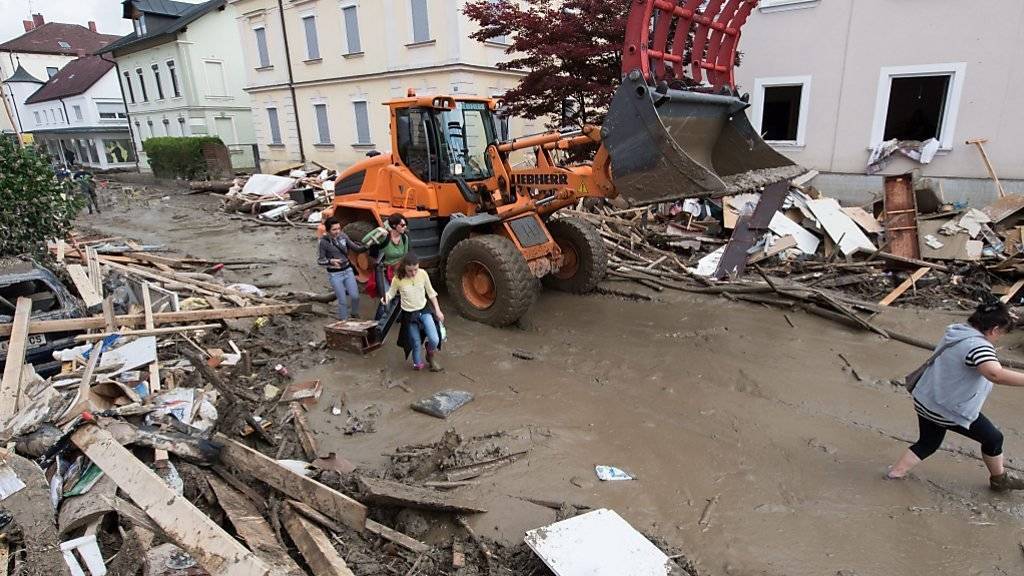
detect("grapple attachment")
[603,73,803,204]
[606,0,804,204]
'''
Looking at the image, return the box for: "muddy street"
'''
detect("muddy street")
[79,182,1024,576]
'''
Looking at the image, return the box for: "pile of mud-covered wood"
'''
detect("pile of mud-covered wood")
[196,163,338,228]
[581,171,1024,317]
[0,235,699,576]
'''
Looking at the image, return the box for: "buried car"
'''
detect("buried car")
[0,260,86,377]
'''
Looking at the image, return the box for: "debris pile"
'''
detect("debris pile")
[579,171,1024,316]
[211,164,339,227]
[0,235,698,575]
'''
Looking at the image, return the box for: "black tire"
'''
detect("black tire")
[542,217,607,293]
[445,235,537,327]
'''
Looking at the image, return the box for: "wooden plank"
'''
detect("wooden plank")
[967,138,1006,198]
[1001,279,1024,304]
[290,403,318,461]
[873,251,950,273]
[288,498,428,554]
[747,235,797,265]
[883,174,920,259]
[217,436,367,530]
[806,198,877,256]
[71,425,271,576]
[356,476,487,514]
[0,303,310,337]
[98,258,276,305]
[101,297,116,332]
[878,267,930,306]
[142,283,161,393]
[841,206,884,234]
[281,503,355,576]
[66,265,102,308]
[208,477,304,576]
[0,298,32,424]
[981,194,1024,224]
[56,340,105,426]
[74,324,222,342]
[86,247,103,297]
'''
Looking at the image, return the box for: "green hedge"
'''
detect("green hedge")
[142,136,225,179]
[0,137,82,257]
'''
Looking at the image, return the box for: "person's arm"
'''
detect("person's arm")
[977,361,1024,386]
[423,271,444,323]
[343,232,368,253]
[383,277,400,304]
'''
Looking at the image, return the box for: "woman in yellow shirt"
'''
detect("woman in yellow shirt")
[384,253,445,371]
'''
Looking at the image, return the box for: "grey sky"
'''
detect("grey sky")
[0,0,133,44]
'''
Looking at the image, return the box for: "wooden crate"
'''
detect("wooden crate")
[325,320,382,354]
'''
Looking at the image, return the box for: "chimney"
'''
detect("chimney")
[88,21,97,33]
[32,14,44,27]
[22,20,34,32]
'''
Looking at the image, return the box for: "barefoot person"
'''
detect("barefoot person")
[317,218,366,320]
[384,253,445,372]
[888,301,1024,490]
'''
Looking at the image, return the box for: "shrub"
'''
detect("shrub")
[0,138,82,257]
[142,136,226,179]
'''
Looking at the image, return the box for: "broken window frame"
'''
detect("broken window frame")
[751,75,811,148]
[870,62,967,151]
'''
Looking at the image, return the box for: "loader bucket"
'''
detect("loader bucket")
[602,74,805,205]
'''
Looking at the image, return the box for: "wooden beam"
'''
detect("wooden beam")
[74,324,221,342]
[56,340,105,426]
[878,267,930,306]
[99,257,277,305]
[286,498,428,555]
[967,138,1006,198]
[207,477,304,576]
[0,298,32,424]
[71,425,271,576]
[872,251,949,273]
[290,403,318,461]
[66,265,102,308]
[356,476,487,514]
[142,284,161,393]
[101,297,116,332]
[1001,278,1024,304]
[0,303,310,337]
[216,436,367,531]
[281,503,355,576]
[86,246,102,297]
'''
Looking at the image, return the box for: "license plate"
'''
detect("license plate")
[0,334,45,355]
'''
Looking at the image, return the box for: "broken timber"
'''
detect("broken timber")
[282,503,355,576]
[0,298,32,425]
[356,476,487,514]
[207,476,305,576]
[0,303,310,337]
[71,425,272,576]
[217,435,368,530]
[878,267,930,306]
[287,500,430,555]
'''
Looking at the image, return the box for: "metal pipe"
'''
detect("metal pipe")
[276,0,305,163]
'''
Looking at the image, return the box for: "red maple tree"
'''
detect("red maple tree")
[463,0,629,129]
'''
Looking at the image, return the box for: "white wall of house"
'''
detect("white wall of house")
[23,68,133,170]
[113,4,255,172]
[736,0,1024,202]
[0,52,77,133]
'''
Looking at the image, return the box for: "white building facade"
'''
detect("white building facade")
[99,0,256,172]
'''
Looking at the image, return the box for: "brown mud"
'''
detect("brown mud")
[78,179,1024,576]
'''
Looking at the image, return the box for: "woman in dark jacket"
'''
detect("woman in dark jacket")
[318,218,367,320]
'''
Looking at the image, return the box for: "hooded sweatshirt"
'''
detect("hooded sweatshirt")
[912,323,999,428]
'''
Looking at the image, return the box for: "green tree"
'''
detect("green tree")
[0,138,82,257]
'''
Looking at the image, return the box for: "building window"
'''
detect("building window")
[485,0,508,45]
[123,71,135,103]
[302,15,320,60]
[134,14,147,36]
[752,75,811,147]
[150,64,163,99]
[73,105,83,121]
[871,63,966,150]
[254,27,271,68]
[136,68,148,101]
[33,111,40,125]
[46,66,58,78]
[313,103,331,144]
[353,101,371,145]
[103,139,135,163]
[204,61,228,96]
[166,60,181,97]
[57,108,64,123]
[410,0,430,43]
[87,139,99,163]
[98,102,128,119]
[341,5,361,54]
[267,107,282,144]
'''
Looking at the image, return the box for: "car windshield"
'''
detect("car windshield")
[436,101,496,181]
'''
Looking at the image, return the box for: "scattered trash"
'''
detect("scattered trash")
[594,465,633,481]
[411,390,475,419]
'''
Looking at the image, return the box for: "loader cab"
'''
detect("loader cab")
[392,96,499,185]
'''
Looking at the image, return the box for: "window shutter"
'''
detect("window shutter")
[343,7,361,54]
[411,0,429,43]
[303,16,320,59]
[315,104,331,144]
[354,101,370,144]
[255,28,270,67]
[267,108,282,144]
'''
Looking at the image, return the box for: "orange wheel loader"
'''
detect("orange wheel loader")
[321,0,803,327]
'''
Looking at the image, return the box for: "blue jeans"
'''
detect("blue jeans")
[406,310,440,365]
[328,268,359,320]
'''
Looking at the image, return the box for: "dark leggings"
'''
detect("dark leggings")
[910,413,1004,459]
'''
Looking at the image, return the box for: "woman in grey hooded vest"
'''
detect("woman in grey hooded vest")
[888,301,1024,491]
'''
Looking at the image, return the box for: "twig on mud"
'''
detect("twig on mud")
[403,553,426,576]
[698,495,719,532]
